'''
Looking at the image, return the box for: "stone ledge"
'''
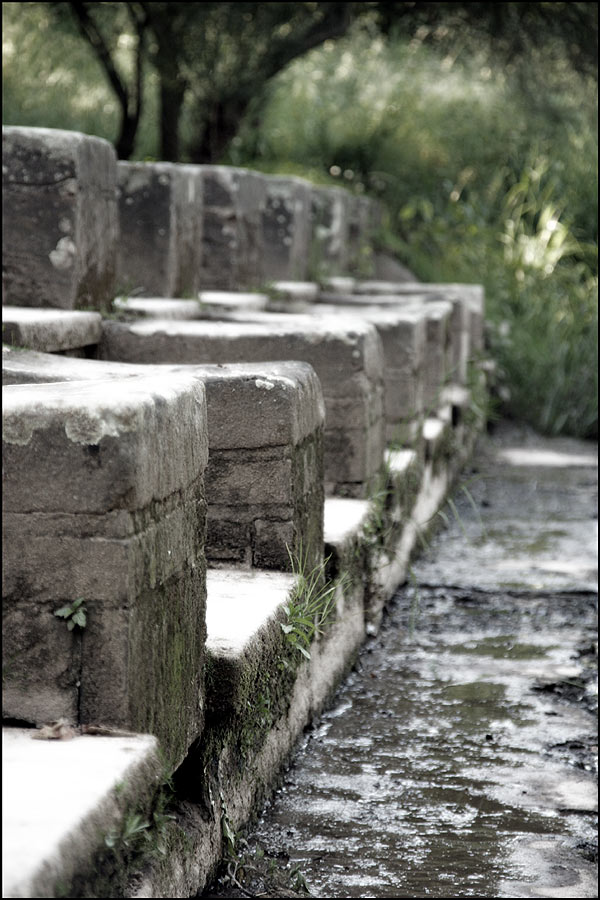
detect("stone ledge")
[3,374,208,766]
[113,297,202,320]
[99,315,386,497]
[2,728,162,900]
[205,568,296,719]
[198,291,268,317]
[2,306,103,353]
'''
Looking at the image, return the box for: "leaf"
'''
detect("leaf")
[54,605,73,619]
[298,646,311,659]
[71,610,87,628]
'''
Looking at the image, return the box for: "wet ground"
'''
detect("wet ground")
[202,423,598,898]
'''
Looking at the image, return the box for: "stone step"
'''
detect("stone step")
[2,306,102,354]
[3,373,209,768]
[2,344,325,573]
[2,726,162,900]
[1,394,486,898]
[113,296,203,320]
[197,290,268,316]
[99,314,386,498]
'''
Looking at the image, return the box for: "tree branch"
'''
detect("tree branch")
[68,2,128,109]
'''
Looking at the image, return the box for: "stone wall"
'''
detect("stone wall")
[2,126,488,899]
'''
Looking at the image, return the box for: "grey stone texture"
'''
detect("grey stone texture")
[199,166,268,290]
[2,126,118,313]
[99,315,385,497]
[261,176,312,282]
[3,347,325,573]
[346,195,382,275]
[116,161,203,298]
[310,186,351,276]
[2,373,209,768]
[113,297,203,320]
[318,290,455,411]
[314,303,427,445]
[198,290,268,318]
[2,306,102,353]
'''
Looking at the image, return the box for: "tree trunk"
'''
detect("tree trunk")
[189,97,250,164]
[116,113,138,160]
[159,76,187,162]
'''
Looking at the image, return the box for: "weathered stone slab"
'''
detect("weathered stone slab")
[266,281,319,314]
[2,306,102,353]
[2,728,162,900]
[352,281,485,369]
[2,126,118,313]
[2,347,325,572]
[205,568,295,719]
[316,290,456,413]
[313,303,427,446]
[321,276,356,294]
[198,290,268,317]
[116,161,202,297]
[199,166,267,289]
[346,195,381,275]
[261,176,312,281]
[310,186,351,276]
[113,296,202,319]
[99,316,386,497]
[269,282,319,302]
[2,373,208,767]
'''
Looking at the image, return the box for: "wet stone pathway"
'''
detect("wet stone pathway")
[202,422,598,899]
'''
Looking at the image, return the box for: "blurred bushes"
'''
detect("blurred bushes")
[230,28,598,439]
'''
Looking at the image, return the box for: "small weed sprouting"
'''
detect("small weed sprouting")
[282,544,339,660]
[54,598,87,631]
[104,812,150,851]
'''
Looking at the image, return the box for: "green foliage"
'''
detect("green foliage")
[54,598,87,631]
[282,544,339,660]
[104,812,150,851]
[240,28,597,439]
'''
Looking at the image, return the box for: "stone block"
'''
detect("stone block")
[2,348,325,572]
[261,176,312,281]
[2,126,118,313]
[116,161,202,297]
[314,303,427,445]
[353,281,485,374]
[99,315,385,497]
[113,297,202,320]
[2,373,209,768]
[205,568,295,720]
[2,306,102,353]
[2,728,162,900]
[346,195,380,275]
[310,186,351,276]
[199,166,267,289]
[319,294,453,410]
[198,290,268,317]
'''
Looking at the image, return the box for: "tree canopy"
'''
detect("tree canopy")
[37,1,597,162]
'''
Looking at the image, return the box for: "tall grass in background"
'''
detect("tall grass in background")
[230,30,598,440]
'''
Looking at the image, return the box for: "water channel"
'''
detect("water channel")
[202,423,598,898]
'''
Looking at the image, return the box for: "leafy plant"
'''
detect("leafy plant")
[54,598,87,631]
[104,812,150,851]
[282,544,339,659]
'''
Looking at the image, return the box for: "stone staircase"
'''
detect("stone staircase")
[3,126,489,898]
